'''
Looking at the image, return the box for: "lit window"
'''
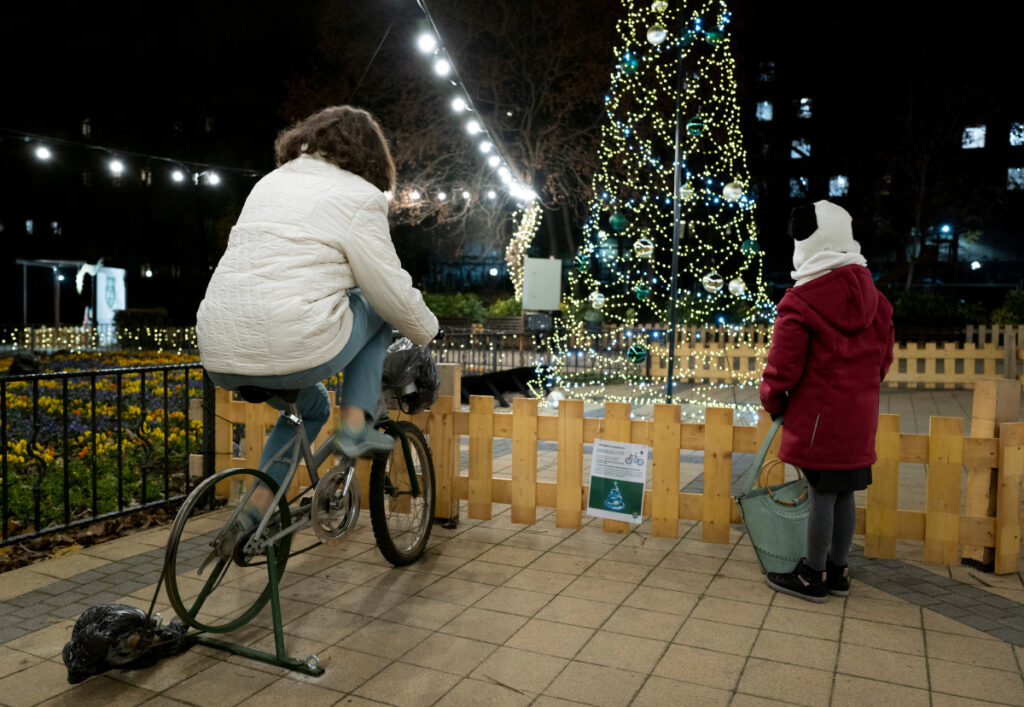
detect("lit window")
[789,177,808,199]
[791,139,811,159]
[81,118,91,139]
[51,221,61,235]
[758,62,775,82]
[798,98,812,119]
[205,117,215,133]
[1008,167,1024,190]
[1010,123,1024,146]
[25,219,33,235]
[961,125,986,149]
[829,175,849,197]
[756,101,773,121]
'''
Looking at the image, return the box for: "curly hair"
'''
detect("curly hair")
[274,106,396,193]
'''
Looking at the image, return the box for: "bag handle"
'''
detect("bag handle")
[738,416,783,497]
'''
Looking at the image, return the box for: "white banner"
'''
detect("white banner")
[95,267,126,344]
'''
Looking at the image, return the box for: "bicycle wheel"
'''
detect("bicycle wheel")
[164,468,292,633]
[370,421,435,565]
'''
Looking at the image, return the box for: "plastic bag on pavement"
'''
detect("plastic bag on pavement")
[62,603,191,684]
[381,337,439,414]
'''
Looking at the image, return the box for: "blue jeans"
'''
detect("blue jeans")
[207,290,391,488]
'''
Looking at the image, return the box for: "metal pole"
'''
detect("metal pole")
[665,27,688,404]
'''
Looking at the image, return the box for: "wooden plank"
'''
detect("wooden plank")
[963,378,1020,566]
[702,407,733,543]
[556,399,585,529]
[900,435,929,463]
[467,396,494,520]
[213,387,235,497]
[429,395,457,521]
[601,402,634,535]
[510,397,539,524]
[995,422,1024,574]
[650,404,681,538]
[864,414,900,559]
[924,416,964,565]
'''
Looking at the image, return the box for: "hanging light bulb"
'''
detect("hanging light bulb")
[451,96,467,112]
[479,141,493,153]
[172,169,185,183]
[416,33,437,53]
[488,155,500,167]
[466,119,482,135]
[433,58,451,76]
[35,146,52,161]
[109,159,124,175]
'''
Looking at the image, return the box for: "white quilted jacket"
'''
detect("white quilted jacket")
[196,155,438,376]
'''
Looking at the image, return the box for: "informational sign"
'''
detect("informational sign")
[586,438,648,524]
[522,257,562,311]
[95,267,126,345]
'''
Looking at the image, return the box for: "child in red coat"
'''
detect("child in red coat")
[760,201,894,602]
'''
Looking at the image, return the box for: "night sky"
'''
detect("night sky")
[1,1,1020,323]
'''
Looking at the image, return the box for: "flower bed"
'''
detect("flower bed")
[1,352,203,544]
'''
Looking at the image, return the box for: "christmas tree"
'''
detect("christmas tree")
[538,0,773,413]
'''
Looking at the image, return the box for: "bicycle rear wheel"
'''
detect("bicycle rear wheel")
[164,468,291,633]
[370,421,435,565]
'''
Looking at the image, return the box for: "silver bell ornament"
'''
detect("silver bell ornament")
[651,1,668,11]
[722,182,743,202]
[633,238,655,259]
[728,277,746,296]
[646,23,668,45]
[701,271,724,294]
[589,291,606,310]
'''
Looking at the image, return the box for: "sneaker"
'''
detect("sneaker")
[766,558,828,603]
[336,422,396,458]
[826,557,851,596]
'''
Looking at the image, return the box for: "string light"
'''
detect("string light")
[533,0,774,416]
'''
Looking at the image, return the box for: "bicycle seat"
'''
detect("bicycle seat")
[236,386,300,404]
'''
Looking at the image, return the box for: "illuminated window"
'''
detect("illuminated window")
[25,219,34,235]
[790,177,808,199]
[961,125,986,149]
[51,221,61,235]
[791,139,810,159]
[1010,123,1024,146]
[798,98,812,119]
[756,101,773,121]
[758,62,775,82]
[1008,167,1024,190]
[81,118,91,139]
[829,175,849,197]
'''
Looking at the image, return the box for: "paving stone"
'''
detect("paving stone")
[0,626,30,643]
[959,615,1003,632]
[986,627,1024,646]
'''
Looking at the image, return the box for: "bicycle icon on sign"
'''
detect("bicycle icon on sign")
[624,452,645,467]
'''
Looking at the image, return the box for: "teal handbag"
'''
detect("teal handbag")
[735,417,809,575]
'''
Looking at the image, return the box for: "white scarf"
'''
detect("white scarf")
[791,250,867,287]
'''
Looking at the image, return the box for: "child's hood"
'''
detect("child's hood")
[788,264,879,335]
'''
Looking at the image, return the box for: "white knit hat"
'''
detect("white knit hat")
[790,200,861,271]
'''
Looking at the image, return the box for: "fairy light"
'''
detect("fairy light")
[505,202,543,301]
[534,0,775,415]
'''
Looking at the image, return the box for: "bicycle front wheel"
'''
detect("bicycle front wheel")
[164,467,291,633]
[370,421,435,565]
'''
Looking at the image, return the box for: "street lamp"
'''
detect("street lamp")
[35,146,52,161]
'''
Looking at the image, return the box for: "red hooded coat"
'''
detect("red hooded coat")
[759,264,894,470]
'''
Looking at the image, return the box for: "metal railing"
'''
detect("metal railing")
[1,363,210,548]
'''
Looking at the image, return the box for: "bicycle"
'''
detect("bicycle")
[160,350,436,673]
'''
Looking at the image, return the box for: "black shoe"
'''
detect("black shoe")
[766,558,828,603]
[826,557,851,596]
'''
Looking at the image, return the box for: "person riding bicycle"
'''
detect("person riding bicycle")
[195,105,439,533]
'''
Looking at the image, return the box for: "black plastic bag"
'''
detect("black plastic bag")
[62,603,191,684]
[381,338,439,414]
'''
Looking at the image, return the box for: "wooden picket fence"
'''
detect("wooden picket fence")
[646,324,1023,390]
[205,387,1024,575]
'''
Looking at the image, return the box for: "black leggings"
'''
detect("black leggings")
[806,484,856,570]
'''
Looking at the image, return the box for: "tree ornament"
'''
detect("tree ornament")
[740,239,760,256]
[722,182,743,202]
[685,116,705,136]
[728,277,746,296]
[627,343,648,364]
[620,55,639,75]
[650,1,668,12]
[588,291,606,310]
[633,238,655,259]
[609,211,629,231]
[646,23,668,45]
[705,28,725,45]
[680,183,696,201]
[573,253,589,272]
[701,270,724,293]
[633,283,651,300]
